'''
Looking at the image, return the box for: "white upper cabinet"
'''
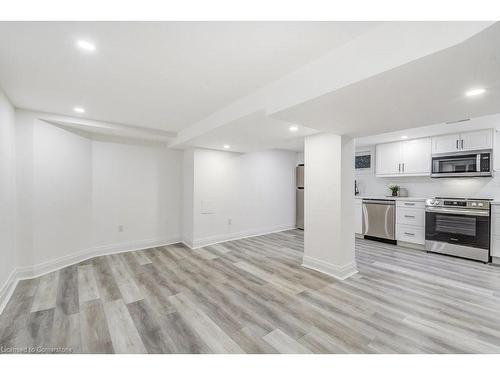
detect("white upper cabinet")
[376,138,431,177]
[431,133,460,154]
[401,138,431,175]
[432,129,493,154]
[376,142,401,175]
[460,129,492,151]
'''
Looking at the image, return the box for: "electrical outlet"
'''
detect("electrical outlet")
[227,218,232,225]
[118,224,124,232]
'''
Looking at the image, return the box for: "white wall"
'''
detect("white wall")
[297,152,304,164]
[15,110,183,274]
[92,140,182,249]
[31,120,93,267]
[0,89,16,295]
[191,148,297,247]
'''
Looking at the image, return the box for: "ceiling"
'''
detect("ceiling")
[272,22,500,138]
[0,21,381,132]
[355,113,500,148]
[186,112,318,153]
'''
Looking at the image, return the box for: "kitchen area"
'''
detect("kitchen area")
[354,114,500,265]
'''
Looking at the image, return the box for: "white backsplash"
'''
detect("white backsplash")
[356,173,500,200]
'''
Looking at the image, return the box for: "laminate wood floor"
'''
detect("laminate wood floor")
[2,230,500,354]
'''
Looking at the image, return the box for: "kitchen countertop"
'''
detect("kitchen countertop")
[355,195,427,202]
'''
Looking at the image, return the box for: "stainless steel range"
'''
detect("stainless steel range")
[425,198,491,262]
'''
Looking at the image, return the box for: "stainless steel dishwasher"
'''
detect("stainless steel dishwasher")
[362,199,396,244]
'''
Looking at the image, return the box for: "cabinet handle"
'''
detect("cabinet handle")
[404,232,415,236]
[404,203,415,206]
[402,163,405,173]
[398,163,401,172]
[404,215,415,218]
[461,139,464,149]
[456,140,459,149]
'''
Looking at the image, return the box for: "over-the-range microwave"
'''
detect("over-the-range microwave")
[431,150,492,178]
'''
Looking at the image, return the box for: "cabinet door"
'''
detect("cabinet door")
[355,202,362,234]
[431,133,460,154]
[396,224,425,245]
[401,138,431,175]
[376,142,401,176]
[491,209,500,257]
[460,129,492,151]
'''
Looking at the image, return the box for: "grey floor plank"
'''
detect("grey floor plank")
[51,309,81,353]
[78,264,100,305]
[126,299,177,354]
[56,265,79,315]
[161,311,212,354]
[26,308,55,349]
[168,293,244,353]
[92,256,123,303]
[30,271,59,313]
[106,254,143,304]
[133,250,152,266]
[263,328,312,354]
[103,299,147,354]
[79,300,114,353]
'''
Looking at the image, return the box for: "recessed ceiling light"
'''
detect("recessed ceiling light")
[76,40,96,52]
[223,144,230,149]
[401,135,408,139]
[289,126,299,132]
[73,107,85,113]
[465,88,486,97]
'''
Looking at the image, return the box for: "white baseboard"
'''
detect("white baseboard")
[181,238,194,249]
[188,223,296,249]
[0,269,18,315]
[15,237,182,280]
[302,255,358,280]
[0,237,181,315]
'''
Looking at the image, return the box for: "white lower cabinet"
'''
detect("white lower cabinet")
[396,201,425,245]
[490,206,500,259]
[355,200,363,234]
[396,207,425,226]
[491,236,500,259]
[397,225,425,244]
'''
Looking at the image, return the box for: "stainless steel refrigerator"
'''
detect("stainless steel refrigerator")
[296,164,304,230]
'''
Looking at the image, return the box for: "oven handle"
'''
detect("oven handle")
[425,207,490,217]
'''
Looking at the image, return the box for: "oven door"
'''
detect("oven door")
[425,207,490,261]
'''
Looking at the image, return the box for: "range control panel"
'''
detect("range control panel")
[425,198,491,210]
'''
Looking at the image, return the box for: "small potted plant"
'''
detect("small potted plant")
[389,184,400,197]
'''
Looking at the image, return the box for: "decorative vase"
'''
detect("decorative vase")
[392,190,398,197]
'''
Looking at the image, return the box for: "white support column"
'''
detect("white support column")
[302,133,357,280]
[181,149,195,248]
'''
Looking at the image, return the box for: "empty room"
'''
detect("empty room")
[1,3,500,367]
